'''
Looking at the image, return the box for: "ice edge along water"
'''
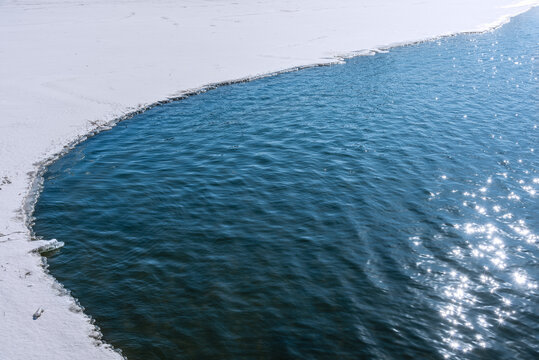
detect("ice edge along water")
[0,1,537,359]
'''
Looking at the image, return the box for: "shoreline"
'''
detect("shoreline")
[1,1,537,359]
[24,10,533,228]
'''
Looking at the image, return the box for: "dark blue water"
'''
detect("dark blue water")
[34,9,538,360]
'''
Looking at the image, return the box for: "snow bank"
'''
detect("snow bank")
[0,0,536,359]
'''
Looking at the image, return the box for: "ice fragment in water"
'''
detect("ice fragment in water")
[32,239,64,254]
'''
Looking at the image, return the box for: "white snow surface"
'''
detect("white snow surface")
[0,0,537,359]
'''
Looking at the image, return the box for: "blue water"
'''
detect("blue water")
[33,9,538,360]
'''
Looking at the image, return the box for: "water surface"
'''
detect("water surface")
[34,9,538,360]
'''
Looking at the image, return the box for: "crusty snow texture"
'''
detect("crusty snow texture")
[0,1,536,359]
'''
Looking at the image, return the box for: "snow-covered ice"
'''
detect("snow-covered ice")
[0,0,536,359]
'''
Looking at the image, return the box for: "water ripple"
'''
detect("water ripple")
[34,8,538,360]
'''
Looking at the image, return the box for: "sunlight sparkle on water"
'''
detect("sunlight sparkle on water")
[32,9,539,360]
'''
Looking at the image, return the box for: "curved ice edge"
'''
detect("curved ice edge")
[21,5,537,359]
[24,5,535,204]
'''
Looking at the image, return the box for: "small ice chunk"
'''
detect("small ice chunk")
[33,307,44,320]
[31,239,65,254]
